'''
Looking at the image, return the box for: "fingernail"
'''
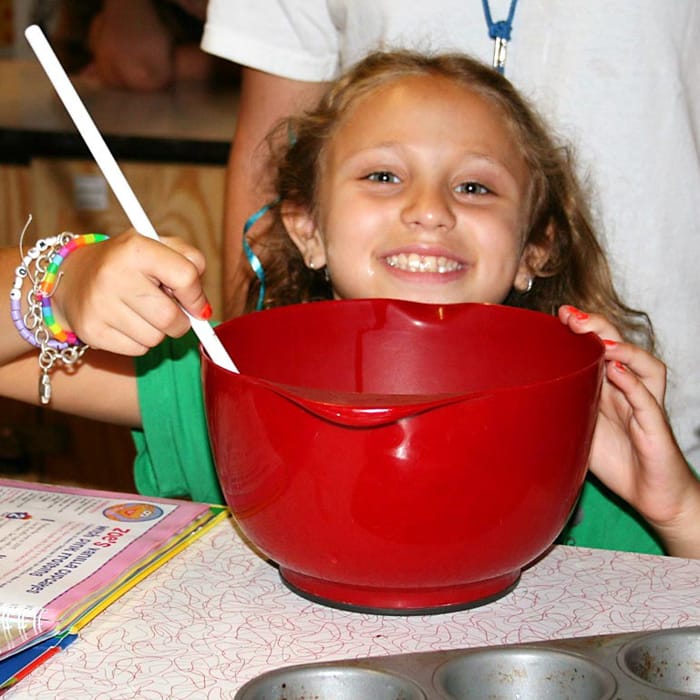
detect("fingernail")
[572,307,589,321]
[201,302,213,320]
[603,339,617,347]
[613,361,627,372]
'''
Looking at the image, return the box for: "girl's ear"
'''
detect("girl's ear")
[514,224,554,292]
[281,202,327,269]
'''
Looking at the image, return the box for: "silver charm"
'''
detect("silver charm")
[493,36,508,74]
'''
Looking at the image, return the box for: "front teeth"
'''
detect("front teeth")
[385,253,462,273]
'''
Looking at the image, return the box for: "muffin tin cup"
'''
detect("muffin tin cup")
[618,627,700,695]
[234,666,427,700]
[236,626,699,699]
[434,648,617,699]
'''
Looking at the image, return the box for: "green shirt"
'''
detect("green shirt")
[132,331,222,504]
[132,333,665,555]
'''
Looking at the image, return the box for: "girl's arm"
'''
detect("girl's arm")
[0,230,212,427]
[0,243,138,424]
[0,349,141,427]
[559,305,700,558]
[221,67,328,317]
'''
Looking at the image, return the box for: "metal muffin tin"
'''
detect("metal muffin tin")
[235,626,699,699]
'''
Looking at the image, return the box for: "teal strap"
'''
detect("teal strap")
[242,121,295,311]
[242,198,279,311]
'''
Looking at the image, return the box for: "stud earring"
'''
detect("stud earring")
[525,277,534,293]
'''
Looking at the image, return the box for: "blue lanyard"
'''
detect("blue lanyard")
[481,0,519,74]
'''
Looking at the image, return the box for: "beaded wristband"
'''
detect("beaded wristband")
[11,234,67,350]
[38,233,109,344]
[11,230,109,404]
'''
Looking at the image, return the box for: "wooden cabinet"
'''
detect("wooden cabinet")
[0,164,29,236]
[0,159,225,491]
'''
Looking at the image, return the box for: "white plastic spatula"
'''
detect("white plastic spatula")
[24,24,239,373]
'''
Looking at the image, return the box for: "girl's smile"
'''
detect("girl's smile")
[384,248,466,275]
[287,73,538,305]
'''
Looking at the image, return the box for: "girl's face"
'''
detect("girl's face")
[286,74,541,305]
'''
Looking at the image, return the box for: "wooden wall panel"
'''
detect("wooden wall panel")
[30,158,225,315]
[0,164,30,246]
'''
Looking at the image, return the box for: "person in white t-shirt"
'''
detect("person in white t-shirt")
[200,0,700,462]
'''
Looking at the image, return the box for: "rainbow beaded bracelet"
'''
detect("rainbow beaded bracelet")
[38,233,109,345]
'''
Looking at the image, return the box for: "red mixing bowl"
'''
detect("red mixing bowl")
[202,300,604,614]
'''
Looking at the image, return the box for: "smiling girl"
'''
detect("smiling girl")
[287,71,534,305]
[1,51,697,557]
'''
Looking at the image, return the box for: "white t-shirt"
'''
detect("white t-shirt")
[202,0,700,460]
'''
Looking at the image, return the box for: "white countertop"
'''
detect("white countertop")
[5,516,700,698]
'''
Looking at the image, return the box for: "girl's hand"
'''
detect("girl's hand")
[558,305,700,558]
[53,229,213,356]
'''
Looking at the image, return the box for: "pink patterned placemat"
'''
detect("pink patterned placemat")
[6,519,700,699]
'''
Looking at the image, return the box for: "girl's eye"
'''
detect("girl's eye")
[365,171,400,184]
[455,181,491,195]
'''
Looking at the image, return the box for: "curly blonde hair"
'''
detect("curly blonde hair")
[248,50,653,349]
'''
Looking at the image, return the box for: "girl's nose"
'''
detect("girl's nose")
[401,184,456,231]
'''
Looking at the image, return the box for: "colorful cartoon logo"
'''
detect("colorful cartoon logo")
[102,502,164,522]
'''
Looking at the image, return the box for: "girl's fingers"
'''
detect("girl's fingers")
[113,298,186,347]
[557,305,623,342]
[160,236,207,274]
[557,306,666,405]
[603,360,667,435]
[80,296,179,355]
[558,303,668,418]
[143,236,212,320]
[88,232,212,324]
[601,339,666,405]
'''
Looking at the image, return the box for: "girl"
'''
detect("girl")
[1,51,698,557]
